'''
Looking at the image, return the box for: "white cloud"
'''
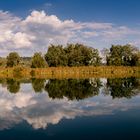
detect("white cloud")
[82,22,113,30]
[0,11,35,51]
[101,26,140,40]
[13,32,35,48]
[0,10,140,56]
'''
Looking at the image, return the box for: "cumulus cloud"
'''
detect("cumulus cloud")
[0,10,140,56]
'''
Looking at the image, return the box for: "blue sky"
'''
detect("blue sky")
[0,0,140,56]
[1,0,140,25]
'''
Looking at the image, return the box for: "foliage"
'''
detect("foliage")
[6,52,20,67]
[0,57,6,67]
[65,44,101,66]
[131,52,140,66]
[0,43,138,68]
[107,44,140,66]
[45,45,68,67]
[45,44,101,67]
[31,52,47,68]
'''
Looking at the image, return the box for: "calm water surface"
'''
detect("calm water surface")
[0,77,140,140]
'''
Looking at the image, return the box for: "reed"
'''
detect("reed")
[0,66,139,79]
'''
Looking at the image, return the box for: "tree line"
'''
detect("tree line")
[1,43,140,68]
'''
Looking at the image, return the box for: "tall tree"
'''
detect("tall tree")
[65,44,101,66]
[6,52,20,67]
[131,52,140,66]
[31,52,47,68]
[107,44,139,66]
[45,45,68,67]
[45,44,101,67]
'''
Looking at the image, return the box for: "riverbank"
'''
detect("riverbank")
[0,66,139,79]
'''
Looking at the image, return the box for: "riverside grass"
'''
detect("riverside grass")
[0,66,139,79]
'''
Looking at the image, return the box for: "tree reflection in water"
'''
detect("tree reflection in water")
[105,77,140,99]
[45,79,102,100]
[6,79,20,94]
[0,77,139,99]
[31,78,45,93]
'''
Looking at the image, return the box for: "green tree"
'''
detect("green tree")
[65,44,101,66]
[0,57,6,67]
[31,52,47,68]
[131,52,140,66]
[45,45,68,67]
[107,44,139,66]
[6,52,20,67]
[45,44,101,67]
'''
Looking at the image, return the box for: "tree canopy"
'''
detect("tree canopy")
[45,45,68,67]
[45,43,101,67]
[31,52,47,68]
[106,44,139,66]
[1,43,139,68]
[6,52,20,67]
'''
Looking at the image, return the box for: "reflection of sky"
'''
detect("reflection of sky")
[0,82,140,130]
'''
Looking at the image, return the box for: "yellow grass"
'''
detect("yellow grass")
[0,66,139,79]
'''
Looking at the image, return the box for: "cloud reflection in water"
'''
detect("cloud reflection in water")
[0,78,139,130]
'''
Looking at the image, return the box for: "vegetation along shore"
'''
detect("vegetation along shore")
[0,43,139,78]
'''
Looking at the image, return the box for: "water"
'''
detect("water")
[0,77,140,140]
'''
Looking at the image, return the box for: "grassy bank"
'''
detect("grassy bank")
[0,66,139,79]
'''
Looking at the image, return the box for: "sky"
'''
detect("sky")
[0,0,140,56]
